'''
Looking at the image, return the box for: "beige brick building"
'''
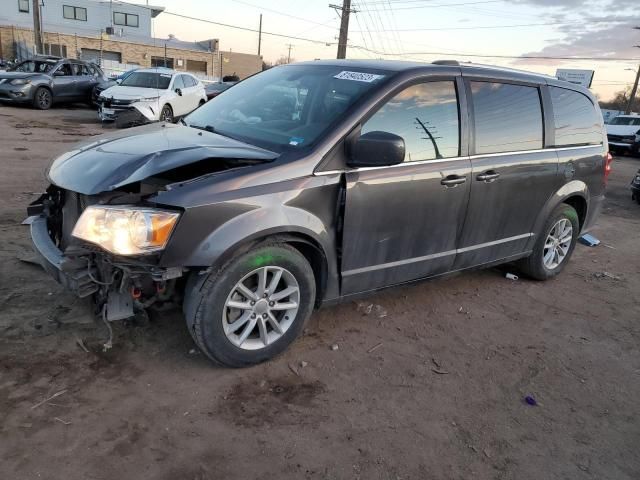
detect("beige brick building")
[0,25,262,80]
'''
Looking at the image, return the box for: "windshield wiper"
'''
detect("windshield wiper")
[187,123,216,133]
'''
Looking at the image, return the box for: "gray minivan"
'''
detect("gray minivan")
[26,60,611,367]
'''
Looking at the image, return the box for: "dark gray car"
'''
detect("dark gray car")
[0,56,107,109]
[25,60,610,367]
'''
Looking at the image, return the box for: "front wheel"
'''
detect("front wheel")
[32,87,52,110]
[160,104,173,122]
[185,244,316,367]
[518,203,579,280]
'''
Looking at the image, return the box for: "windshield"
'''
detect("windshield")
[120,71,172,89]
[11,60,57,73]
[186,65,392,151]
[610,116,640,126]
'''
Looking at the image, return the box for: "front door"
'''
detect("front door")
[454,80,560,269]
[340,79,471,295]
[51,63,77,100]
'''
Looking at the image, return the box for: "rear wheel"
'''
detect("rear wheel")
[518,203,579,280]
[160,104,173,122]
[185,244,316,367]
[32,87,52,110]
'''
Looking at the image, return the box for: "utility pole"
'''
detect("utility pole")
[258,14,262,56]
[286,43,294,63]
[626,41,640,115]
[330,0,357,59]
[32,0,43,55]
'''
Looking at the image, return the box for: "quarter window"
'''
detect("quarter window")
[362,81,460,162]
[470,81,543,154]
[18,0,29,13]
[173,75,185,90]
[63,5,87,21]
[549,87,602,146]
[113,12,139,27]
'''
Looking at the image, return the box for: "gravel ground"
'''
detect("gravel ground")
[0,104,639,480]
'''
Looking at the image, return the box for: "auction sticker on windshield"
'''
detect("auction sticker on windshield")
[334,71,384,83]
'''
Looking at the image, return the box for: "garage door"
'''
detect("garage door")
[81,49,122,63]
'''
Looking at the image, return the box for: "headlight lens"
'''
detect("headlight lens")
[140,96,160,101]
[71,206,180,255]
[10,79,30,85]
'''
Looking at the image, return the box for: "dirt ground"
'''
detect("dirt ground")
[0,104,639,480]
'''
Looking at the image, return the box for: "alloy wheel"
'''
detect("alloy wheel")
[542,218,573,270]
[222,266,300,350]
[38,90,51,109]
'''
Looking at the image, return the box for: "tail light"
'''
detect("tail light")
[604,152,613,183]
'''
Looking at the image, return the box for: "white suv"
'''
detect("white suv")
[98,68,207,124]
[606,114,640,156]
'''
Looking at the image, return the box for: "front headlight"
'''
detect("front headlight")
[140,96,160,101]
[72,206,180,255]
[10,79,30,86]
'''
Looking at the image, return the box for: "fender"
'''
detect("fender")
[525,180,588,250]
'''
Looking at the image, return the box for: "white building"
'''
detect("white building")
[1,0,163,40]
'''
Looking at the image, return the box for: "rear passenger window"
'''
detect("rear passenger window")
[549,87,602,146]
[470,82,543,154]
[173,75,184,90]
[362,81,459,161]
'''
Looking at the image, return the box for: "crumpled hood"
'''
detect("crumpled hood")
[606,124,640,136]
[47,123,279,195]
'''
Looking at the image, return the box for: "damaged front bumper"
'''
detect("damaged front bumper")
[98,99,159,125]
[25,191,184,321]
[25,214,99,298]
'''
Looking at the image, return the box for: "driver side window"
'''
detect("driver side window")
[56,63,73,76]
[362,81,460,162]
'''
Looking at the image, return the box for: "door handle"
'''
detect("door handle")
[476,170,500,182]
[440,175,467,187]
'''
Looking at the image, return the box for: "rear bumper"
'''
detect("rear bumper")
[26,215,98,298]
[608,141,634,150]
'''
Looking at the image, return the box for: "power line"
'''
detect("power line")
[353,0,505,10]
[352,21,568,32]
[111,0,640,63]
[224,0,339,29]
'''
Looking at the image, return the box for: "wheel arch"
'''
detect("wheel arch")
[526,180,590,250]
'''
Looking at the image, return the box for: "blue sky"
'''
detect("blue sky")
[134,0,640,100]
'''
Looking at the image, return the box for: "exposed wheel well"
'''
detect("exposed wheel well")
[563,195,587,231]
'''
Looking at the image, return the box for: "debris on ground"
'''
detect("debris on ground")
[593,271,621,280]
[288,363,300,376]
[300,361,308,368]
[330,344,339,351]
[524,395,537,406]
[357,302,388,318]
[431,368,449,375]
[578,234,601,247]
[54,417,71,426]
[367,342,383,353]
[505,273,519,280]
[74,335,89,353]
[31,390,68,410]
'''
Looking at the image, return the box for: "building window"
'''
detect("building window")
[18,0,29,13]
[63,5,87,21]
[113,12,139,27]
[151,56,174,68]
[44,43,68,57]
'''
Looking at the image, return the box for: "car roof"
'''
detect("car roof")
[292,59,594,100]
[133,67,177,74]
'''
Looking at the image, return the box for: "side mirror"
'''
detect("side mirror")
[175,88,182,96]
[347,131,405,168]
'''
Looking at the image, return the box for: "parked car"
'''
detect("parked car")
[97,68,207,124]
[605,114,640,156]
[25,60,610,367]
[91,68,139,105]
[0,56,106,109]
[205,81,236,100]
[631,169,640,204]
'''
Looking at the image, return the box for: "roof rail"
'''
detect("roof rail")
[432,60,459,66]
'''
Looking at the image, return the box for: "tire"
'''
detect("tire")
[518,203,580,280]
[32,87,52,110]
[160,104,173,122]
[185,244,316,367]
